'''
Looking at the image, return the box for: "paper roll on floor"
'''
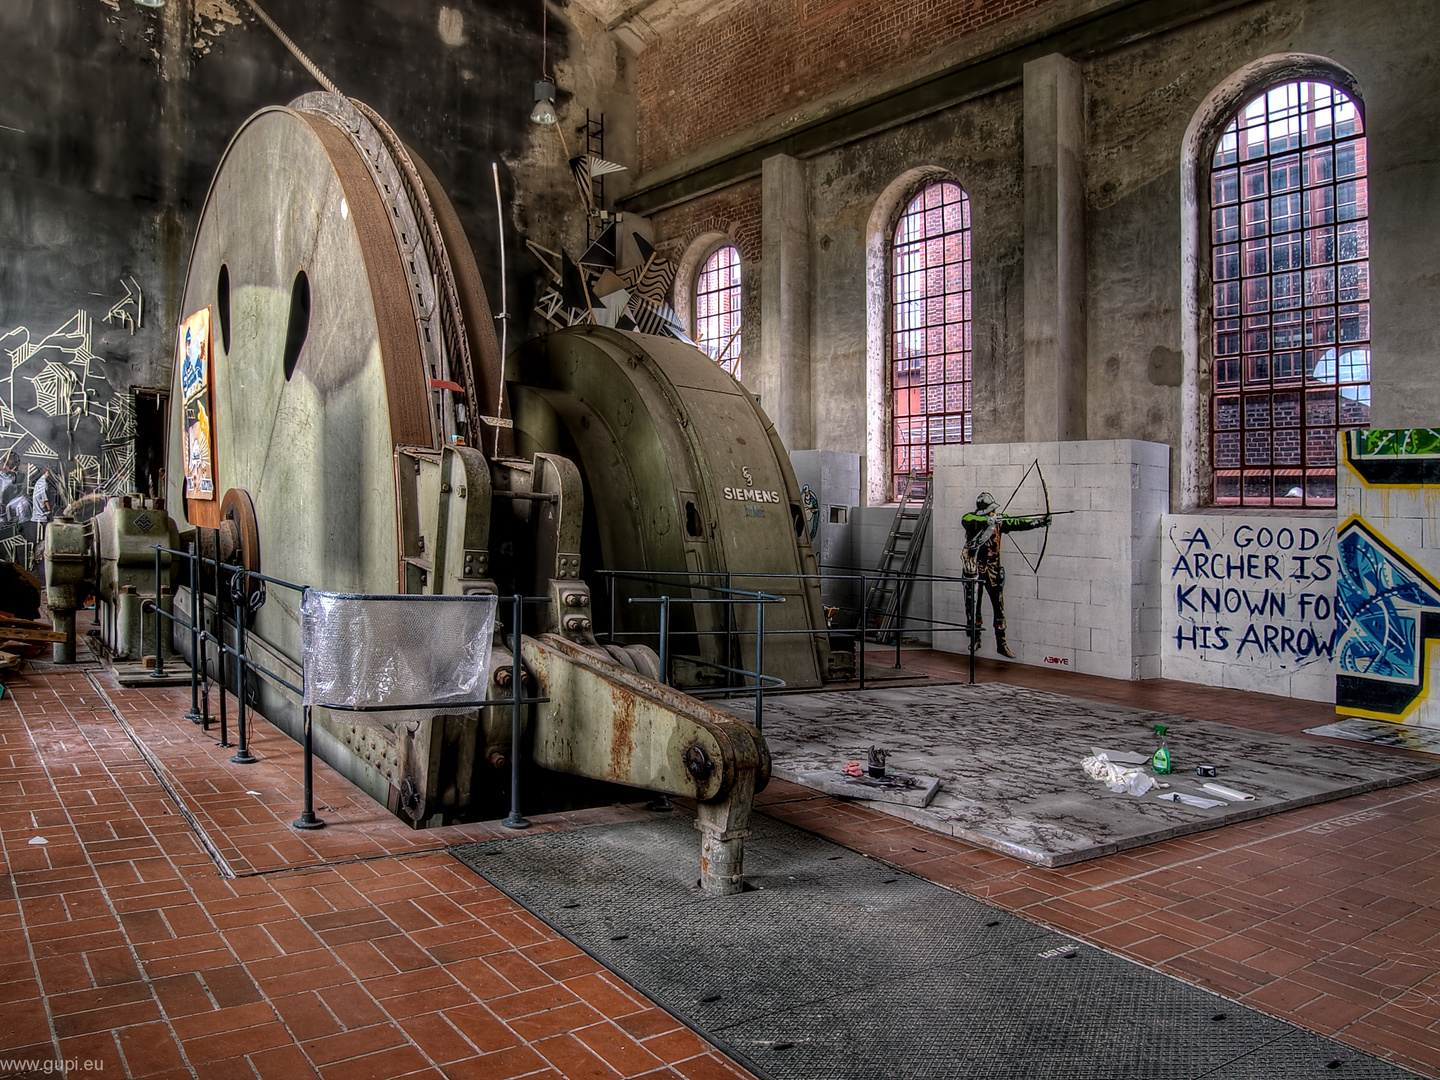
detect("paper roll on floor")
[1202,782,1255,801]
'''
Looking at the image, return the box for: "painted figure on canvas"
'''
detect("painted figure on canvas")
[179,307,216,501]
[962,492,1049,658]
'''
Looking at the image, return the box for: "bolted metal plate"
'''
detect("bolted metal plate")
[450,814,1415,1080]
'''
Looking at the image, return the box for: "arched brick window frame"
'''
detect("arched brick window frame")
[1181,56,1367,509]
[676,228,748,382]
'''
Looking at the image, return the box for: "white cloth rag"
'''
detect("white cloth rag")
[1081,754,1155,796]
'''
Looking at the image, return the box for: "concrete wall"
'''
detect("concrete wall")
[850,503,933,646]
[2,0,618,528]
[930,439,1168,680]
[632,0,1440,509]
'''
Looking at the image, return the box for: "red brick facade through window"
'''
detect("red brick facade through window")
[695,245,743,378]
[891,180,972,499]
[1209,80,1370,508]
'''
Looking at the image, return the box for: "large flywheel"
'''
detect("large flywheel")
[166,92,505,598]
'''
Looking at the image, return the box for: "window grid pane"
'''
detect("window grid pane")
[695,246,743,379]
[1210,80,1369,508]
[891,181,972,500]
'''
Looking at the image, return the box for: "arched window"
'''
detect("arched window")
[1209,80,1369,507]
[890,180,971,499]
[694,245,742,379]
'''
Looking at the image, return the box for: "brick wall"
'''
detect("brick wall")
[648,178,763,263]
[635,0,1056,173]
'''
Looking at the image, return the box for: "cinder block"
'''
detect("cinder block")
[1289,667,1336,703]
[1037,574,1091,604]
[1022,597,1078,625]
[1088,487,1132,513]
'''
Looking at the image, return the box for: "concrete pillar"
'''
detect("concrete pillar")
[760,153,813,449]
[1023,53,1087,442]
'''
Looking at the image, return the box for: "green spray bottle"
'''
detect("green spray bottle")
[1152,724,1172,775]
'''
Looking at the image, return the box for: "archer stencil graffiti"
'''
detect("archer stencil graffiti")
[930,440,1169,681]
[0,284,145,557]
[962,489,1050,657]
[1334,429,1440,724]
[1162,514,1337,702]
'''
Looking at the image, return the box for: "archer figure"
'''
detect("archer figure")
[961,492,1050,658]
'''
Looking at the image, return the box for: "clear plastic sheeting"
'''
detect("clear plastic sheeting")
[300,591,498,727]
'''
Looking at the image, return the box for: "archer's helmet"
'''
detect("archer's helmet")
[976,492,998,512]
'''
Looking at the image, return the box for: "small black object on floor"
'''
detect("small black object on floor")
[450,814,1408,1080]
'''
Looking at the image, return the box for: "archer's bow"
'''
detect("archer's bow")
[998,458,1052,575]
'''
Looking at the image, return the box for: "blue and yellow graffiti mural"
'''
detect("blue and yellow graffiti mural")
[1334,517,1440,719]
[1334,428,1440,722]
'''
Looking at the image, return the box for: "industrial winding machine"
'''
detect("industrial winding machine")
[44,93,846,893]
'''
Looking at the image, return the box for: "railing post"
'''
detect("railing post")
[230,582,256,765]
[658,596,670,686]
[968,576,978,685]
[185,543,202,723]
[293,705,325,830]
[502,593,531,830]
[858,575,867,691]
[216,558,230,749]
[894,597,904,669]
[753,599,765,732]
[150,546,166,678]
[198,546,212,732]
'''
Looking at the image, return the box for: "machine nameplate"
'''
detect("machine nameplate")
[723,486,782,503]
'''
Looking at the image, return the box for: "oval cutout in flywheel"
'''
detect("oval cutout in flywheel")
[282,270,311,381]
[216,263,232,354]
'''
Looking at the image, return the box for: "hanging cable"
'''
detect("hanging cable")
[241,0,343,97]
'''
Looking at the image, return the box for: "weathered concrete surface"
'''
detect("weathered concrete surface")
[725,683,1440,866]
[0,0,618,500]
[646,0,1440,510]
[1023,53,1087,443]
[760,153,812,449]
[808,87,1027,494]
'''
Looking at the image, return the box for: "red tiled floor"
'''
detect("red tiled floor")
[4,651,1440,1078]
[0,664,756,1080]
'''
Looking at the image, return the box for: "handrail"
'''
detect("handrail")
[625,591,785,730]
[594,565,985,688]
[148,543,551,831]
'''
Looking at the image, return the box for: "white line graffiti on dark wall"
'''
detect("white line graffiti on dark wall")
[0,283,144,514]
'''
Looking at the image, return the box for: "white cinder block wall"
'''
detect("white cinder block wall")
[929,440,1169,680]
[1160,514,1336,701]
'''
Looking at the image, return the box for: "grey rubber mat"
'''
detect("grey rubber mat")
[450,813,1414,1080]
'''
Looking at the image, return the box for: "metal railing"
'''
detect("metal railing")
[623,584,786,730]
[146,544,553,831]
[595,566,987,690]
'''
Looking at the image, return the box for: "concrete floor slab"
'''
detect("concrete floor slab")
[725,684,1440,866]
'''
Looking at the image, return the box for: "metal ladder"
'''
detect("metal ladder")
[863,474,932,645]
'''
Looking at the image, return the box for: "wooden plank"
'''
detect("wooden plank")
[0,627,68,644]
